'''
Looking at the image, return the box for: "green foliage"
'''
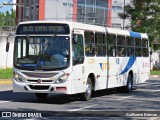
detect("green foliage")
[0,68,13,79]
[118,0,160,50]
[150,70,160,75]
[0,9,16,27]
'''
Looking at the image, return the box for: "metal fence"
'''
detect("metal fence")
[0,26,16,32]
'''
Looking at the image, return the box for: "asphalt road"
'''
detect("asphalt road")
[0,77,160,120]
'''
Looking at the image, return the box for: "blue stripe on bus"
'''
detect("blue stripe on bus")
[130,31,141,38]
[119,57,136,75]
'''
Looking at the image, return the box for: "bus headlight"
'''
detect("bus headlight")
[55,73,70,84]
[13,72,24,82]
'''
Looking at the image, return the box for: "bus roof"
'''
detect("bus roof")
[106,27,130,36]
[18,21,148,39]
[141,33,148,39]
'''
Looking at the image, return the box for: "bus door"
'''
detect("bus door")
[107,34,118,88]
[72,30,85,93]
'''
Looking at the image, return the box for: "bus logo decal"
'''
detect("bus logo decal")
[37,79,42,83]
[119,57,136,75]
[116,58,120,64]
[100,63,107,71]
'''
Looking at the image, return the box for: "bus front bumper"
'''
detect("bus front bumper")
[13,79,71,94]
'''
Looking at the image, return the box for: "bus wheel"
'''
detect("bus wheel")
[35,93,48,100]
[81,78,92,101]
[124,74,133,93]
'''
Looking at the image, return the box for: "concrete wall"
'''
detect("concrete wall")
[151,50,160,70]
[0,30,14,68]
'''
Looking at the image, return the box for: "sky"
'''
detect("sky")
[0,0,16,13]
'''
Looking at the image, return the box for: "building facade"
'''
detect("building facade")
[16,0,112,27]
[16,0,131,29]
[112,0,131,29]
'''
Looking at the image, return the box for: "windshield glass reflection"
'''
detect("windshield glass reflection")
[14,36,70,70]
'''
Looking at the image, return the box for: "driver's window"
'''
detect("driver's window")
[72,34,84,65]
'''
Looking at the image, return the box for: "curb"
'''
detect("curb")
[150,75,160,78]
[0,79,12,85]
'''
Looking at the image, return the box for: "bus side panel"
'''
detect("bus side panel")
[108,57,136,88]
[108,57,119,88]
[134,57,150,84]
[94,57,108,90]
[72,64,86,93]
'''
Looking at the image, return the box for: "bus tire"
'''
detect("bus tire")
[35,93,48,100]
[124,74,133,93]
[81,78,92,101]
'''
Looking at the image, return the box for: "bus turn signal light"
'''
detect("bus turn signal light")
[56,87,67,91]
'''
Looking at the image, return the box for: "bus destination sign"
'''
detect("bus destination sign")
[16,23,70,35]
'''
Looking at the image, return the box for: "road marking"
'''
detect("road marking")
[135,89,160,92]
[126,97,160,102]
[68,105,97,111]
[116,96,133,100]
[106,95,160,102]
[152,90,160,92]
[137,82,160,86]
[0,101,11,104]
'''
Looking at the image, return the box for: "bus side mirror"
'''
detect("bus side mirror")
[6,33,15,52]
[6,42,10,52]
[150,50,153,55]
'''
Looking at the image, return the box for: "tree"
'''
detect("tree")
[0,12,5,26]
[0,9,16,27]
[118,0,160,50]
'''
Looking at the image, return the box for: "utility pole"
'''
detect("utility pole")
[123,0,125,30]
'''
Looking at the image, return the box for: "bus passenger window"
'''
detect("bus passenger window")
[95,33,106,56]
[126,37,134,46]
[72,34,84,65]
[117,47,126,57]
[117,35,126,57]
[108,34,116,57]
[135,48,142,57]
[127,47,134,56]
[142,39,148,57]
[117,35,125,46]
[142,39,148,48]
[85,31,95,56]
[142,48,149,57]
[126,37,134,57]
[135,38,141,47]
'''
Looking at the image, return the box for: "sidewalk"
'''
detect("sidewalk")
[150,75,160,78]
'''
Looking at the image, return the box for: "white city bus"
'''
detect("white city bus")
[6,21,150,101]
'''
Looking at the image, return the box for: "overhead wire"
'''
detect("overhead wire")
[0,0,12,9]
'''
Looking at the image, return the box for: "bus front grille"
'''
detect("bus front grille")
[27,80,53,83]
[29,85,50,90]
[22,72,58,78]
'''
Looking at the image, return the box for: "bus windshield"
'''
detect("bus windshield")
[14,36,70,70]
